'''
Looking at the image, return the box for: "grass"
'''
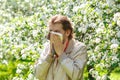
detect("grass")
[110,72,120,80]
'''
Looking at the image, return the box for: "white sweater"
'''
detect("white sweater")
[34,39,87,80]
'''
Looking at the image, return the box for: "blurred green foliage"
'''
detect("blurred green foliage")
[0,0,120,80]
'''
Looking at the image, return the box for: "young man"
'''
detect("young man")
[34,15,87,80]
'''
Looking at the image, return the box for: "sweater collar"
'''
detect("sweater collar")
[64,39,75,54]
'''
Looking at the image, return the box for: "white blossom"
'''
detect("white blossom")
[96,76,101,80]
[117,31,120,38]
[79,3,87,8]
[81,27,87,33]
[25,0,29,2]
[112,55,119,62]
[32,30,38,37]
[96,28,104,33]
[27,73,34,80]
[16,69,22,74]
[21,54,27,60]
[102,74,107,80]
[105,64,110,68]
[29,65,33,70]
[95,8,102,17]
[111,38,119,44]
[2,60,8,65]
[95,38,101,43]
[110,44,118,49]
[98,22,104,28]
[95,46,100,52]
[83,16,87,22]
[73,6,79,12]
[106,0,115,6]
[113,12,120,21]
[12,77,20,80]
[78,27,82,32]
[117,20,120,26]
[29,22,34,26]
[89,23,96,28]
[17,64,26,69]
[0,52,3,59]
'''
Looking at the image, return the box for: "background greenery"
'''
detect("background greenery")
[0,0,120,80]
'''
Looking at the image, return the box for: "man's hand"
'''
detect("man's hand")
[50,33,64,56]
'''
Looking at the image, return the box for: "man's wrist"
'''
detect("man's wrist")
[57,51,64,56]
[58,52,68,62]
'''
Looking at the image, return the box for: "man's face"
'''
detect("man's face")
[49,23,68,43]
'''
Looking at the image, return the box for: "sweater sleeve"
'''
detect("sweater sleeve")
[34,42,53,80]
[58,45,87,80]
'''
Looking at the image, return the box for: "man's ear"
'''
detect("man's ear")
[65,30,71,37]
